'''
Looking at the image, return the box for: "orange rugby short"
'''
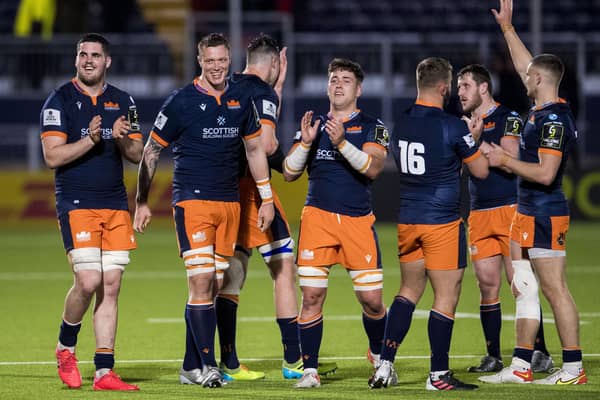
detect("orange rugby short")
[173,199,240,257]
[397,219,466,270]
[468,204,516,261]
[296,205,381,270]
[511,211,569,250]
[59,209,136,252]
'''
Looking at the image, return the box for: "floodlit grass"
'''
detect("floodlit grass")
[1,222,598,399]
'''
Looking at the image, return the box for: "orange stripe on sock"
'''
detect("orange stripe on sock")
[299,312,322,325]
[563,346,581,351]
[95,348,114,354]
[188,300,213,305]
[480,298,500,305]
[218,294,239,304]
[516,344,534,350]
[432,309,455,320]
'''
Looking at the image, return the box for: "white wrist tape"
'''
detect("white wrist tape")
[284,142,310,174]
[256,178,273,203]
[337,140,371,173]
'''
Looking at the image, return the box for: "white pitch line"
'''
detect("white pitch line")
[4,354,600,366]
[1,265,598,281]
[148,310,593,325]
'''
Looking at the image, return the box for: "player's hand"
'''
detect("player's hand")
[485,142,509,167]
[300,111,320,145]
[492,0,513,27]
[479,140,493,155]
[88,115,102,144]
[325,118,345,147]
[133,203,152,233]
[112,115,131,139]
[274,46,287,94]
[257,202,275,232]
[462,115,483,142]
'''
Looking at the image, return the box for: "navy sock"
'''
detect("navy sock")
[534,307,550,356]
[182,318,202,371]
[562,348,582,363]
[381,296,415,361]
[58,320,81,347]
[480,301,502,358]
[299,314,323,369]
[428,310,454,372]
[362,312,387,357]
[513,346,534,363]
[277,317,301,363]
[215,296,239,369]
[94,348,114,370]
[185,302,217,367]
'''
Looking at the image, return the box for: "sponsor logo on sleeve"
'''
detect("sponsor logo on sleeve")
[154,111,168,130]
[262,99,277,118]
[294,130,301,140]
[540,122,564,150]
[43,109,61,126]
[374,125,389,147]
[462,133,476,148]
[128,105,140,131]
[504,116,523,137]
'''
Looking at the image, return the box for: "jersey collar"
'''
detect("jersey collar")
[327,109,361,123]
[71,78,107,106]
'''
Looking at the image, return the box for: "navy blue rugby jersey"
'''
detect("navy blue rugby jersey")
[40,79,142,210]
[518,100,577,217]
[150,77,262,204]
[230,73,280,176]
[294,110,389,216]
[468,103,521,210]
[391,101,481,224]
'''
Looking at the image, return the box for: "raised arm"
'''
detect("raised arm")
[283,111,319,182]
[492,0,533,84]
[133,136,164,232]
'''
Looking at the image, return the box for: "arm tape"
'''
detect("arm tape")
[256,178,273,203]
[283,142,310,174]
[337,140,372,173]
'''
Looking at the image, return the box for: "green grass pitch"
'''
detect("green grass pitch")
[0,221,598,399]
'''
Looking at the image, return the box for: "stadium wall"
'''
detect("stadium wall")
[1,169,599,224]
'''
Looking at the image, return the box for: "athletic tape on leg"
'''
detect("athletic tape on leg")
[70,247,102,272]
[512,259,540,320]
[219,256,244,295]
[349,269,383,291]
[258,237,294,263]
[298,266,329,288]
[102,250,130,271]
[183,246,215,277]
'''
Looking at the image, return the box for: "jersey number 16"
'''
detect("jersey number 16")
[397,140,425,175]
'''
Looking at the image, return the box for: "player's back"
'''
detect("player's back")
[391,102,479,224]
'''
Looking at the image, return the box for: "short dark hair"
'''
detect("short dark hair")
[531,53,564,84]
[328,58,364,83]
[197,33,230,54]
[457,64,493,93]
[247,33,279,64]
[416,57,452,89]
[77,33,110,55]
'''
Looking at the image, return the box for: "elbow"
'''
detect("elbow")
[538,172,557,186]
[283,171,298,182]
[43,156,60,169]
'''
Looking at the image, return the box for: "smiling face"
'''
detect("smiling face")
[457,73,483,114]
[198,44,230,91]
[327,69,361,111]
[75,41,110,87]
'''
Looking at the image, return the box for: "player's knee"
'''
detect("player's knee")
[512,260,540,320]
[69,247,102,273]
[183,246,215,277]
[298,265,329,288]
[259,237,294,264]
[102,250,130,272]
[349,269,383,292]
[219,256,245,295]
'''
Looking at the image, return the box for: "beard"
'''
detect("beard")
[461,94,482,114]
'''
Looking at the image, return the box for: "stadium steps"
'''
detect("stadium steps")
[137,0,189,79]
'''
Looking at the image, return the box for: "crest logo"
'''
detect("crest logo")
[301,249,314,260]
[192,231,206,243]
[103,101,120,110]
[75,231,91,242]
